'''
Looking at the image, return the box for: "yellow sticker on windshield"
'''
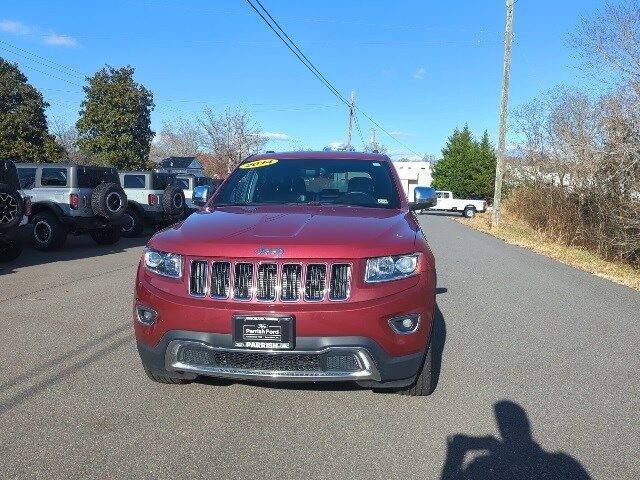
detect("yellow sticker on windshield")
[240,159,278,169]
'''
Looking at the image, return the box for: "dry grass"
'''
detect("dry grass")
[456,210,640,292]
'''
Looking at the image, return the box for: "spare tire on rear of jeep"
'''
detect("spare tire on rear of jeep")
[0,182,24,233]
[91,182,127,220]
[162,184,185,216]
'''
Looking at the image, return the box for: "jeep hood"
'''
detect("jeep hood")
[148,206,419,259]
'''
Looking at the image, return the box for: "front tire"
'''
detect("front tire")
[90,226,121,245]
[32,212,67,251]
[0,241,24,262]
[397,336,434,397]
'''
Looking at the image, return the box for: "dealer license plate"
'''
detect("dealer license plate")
[232,315,295,350]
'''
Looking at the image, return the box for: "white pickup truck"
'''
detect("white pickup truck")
[428,190,487,218]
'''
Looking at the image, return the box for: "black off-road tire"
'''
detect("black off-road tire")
[91,182,127,221]
[463,206,476,218]
[161,184,185,216]
[0,241,24,262]
[144,367,187,384]
[398,335,434,397]
[31,211,67,251]
[0,182,24,233]
[89,225,121,245]
[121,208,144,237]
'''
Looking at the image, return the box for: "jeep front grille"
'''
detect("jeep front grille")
[281,264,302,301]
[305,264,326,301]
[211,262,230,299]
[256,263,278,301]
[191,260,352,302]
[329,264,351,300]
[233,263,254,300]
[189,260,208,296]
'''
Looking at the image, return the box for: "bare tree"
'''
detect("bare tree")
[149,120,202,162]
[198,107,267,175]
[50,117,90,164]
[573,1,640,86]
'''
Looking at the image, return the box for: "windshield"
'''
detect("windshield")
[213,158,401,209]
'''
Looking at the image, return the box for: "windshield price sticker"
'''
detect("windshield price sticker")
[240,159,279,169]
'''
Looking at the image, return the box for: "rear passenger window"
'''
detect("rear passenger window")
[123,175,146,189]
[41,168,68,187]
[17,168,36,189]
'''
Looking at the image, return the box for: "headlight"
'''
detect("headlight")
[144,248,183,278]
[365,253,419,283]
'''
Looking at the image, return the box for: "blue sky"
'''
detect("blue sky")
[0,1,618,159]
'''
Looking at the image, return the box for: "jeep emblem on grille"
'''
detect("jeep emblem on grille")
[256,246,285,256]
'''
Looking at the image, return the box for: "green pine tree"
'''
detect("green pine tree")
[76,65,154,169]
[432,126,496,199]
[0,58,62,161]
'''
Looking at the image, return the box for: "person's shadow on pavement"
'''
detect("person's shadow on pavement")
[440,400,591,479]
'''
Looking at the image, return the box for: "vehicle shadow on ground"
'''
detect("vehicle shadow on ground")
[0,322,132,415]
[440,400,591,479]
[198,299,448,396]
[0,233,152,276]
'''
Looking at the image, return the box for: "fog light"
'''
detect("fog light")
[136,305,157,325]
[389,314,420,335]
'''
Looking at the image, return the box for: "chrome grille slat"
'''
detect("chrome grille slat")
[256,263,278,301]
[305,264,326,301]
[329,264,351,300]
[210,262,231,299]
[281,264,302,301]
[233,263,254,300]
[189,260,208,296]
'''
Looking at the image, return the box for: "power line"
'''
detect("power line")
[245,0,420,155]
[0,39,84,76]
[0,50,83,87]
[244,0,349,107]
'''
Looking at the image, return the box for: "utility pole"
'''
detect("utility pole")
[346,91,355,148]
[371,128,378,151]
[492,0,514,228]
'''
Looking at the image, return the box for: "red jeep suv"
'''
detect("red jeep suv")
[133,151,438,396]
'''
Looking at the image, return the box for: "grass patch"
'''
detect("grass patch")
[456,211,640,292]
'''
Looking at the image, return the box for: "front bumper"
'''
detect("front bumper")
[137,331,424,387]
[134,264,436,387]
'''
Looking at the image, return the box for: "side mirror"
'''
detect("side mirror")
[193,185,212,208]
[409,186,437,211]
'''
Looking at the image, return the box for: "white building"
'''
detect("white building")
[392,161,433,200]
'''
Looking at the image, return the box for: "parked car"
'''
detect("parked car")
[426,190,487,218]
[133,151,439,396]
[119,171,186,237]
[16,163,127,250]
[0,160,32,262]
[174,174,222,215]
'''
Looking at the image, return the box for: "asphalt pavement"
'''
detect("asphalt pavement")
[1,214,638,479]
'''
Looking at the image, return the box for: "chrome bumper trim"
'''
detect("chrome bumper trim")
[164,340,381,382]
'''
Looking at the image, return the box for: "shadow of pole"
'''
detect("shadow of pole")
[0,334,132,416]
[440,400,591,479]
